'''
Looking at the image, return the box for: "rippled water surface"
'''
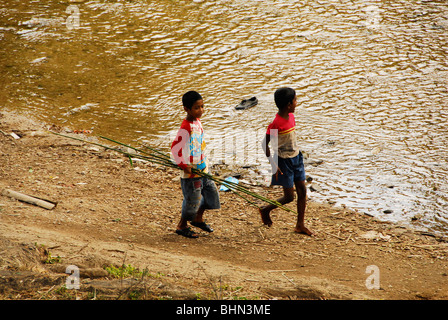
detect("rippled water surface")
[1,0,447,234]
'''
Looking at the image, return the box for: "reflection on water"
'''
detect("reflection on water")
[1,0,447,234]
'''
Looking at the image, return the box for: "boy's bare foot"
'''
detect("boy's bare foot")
[294,225,313,236]
[259,207,273,227]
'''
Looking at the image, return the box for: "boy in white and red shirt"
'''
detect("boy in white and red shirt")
[260,87,313,236]
[171,91,220,238]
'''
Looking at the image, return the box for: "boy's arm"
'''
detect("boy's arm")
[183,165,193,175]
[171,126,193,174]
[262,133,282,177]
[262,134,271,158]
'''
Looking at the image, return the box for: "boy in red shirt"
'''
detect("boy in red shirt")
[171,91,220,238]
[260,87,313,236]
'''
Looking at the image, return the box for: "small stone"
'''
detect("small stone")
[309,183,323,192]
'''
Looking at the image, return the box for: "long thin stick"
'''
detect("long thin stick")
[2,189,56,210]
[50,132,297,215]
[108,134,293,212]
[100,136,174,165]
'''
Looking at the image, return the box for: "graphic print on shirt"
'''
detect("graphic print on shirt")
[171,119,208,179]
[189,121,206,171]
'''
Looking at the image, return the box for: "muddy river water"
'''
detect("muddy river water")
[1,0,447,235]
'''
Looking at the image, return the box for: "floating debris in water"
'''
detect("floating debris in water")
[64,103,98,116]
[30,57,47,64]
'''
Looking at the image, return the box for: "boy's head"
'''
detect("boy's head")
[274,87,296,111]
[182,91,204,119]
[182,91,203,109]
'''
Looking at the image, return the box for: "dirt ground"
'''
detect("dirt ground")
[0,110,447,301]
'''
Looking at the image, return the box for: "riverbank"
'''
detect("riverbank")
[0,110,447,300]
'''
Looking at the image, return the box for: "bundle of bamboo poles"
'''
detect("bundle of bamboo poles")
[50,132,297,215]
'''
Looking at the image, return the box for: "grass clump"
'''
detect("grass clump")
[105,264,143,279]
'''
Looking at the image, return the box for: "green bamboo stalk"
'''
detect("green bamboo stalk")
[198,171,296,214]
[100,136,174,166]
[50,131,297,215]
[226,185,260,209]
[101,136,296,214]
[50,132,178,169]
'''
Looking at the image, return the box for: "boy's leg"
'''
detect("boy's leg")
[192,206,206,224]
[177,178,202,237]
[191,178,219,232]
[294,180,312,236]
[177,217,189,230]
[260,187,295,226]
[191,206,214,233]
[260,156,294,226]
[176,215,199,238]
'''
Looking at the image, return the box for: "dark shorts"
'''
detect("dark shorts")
[180,177,221,221]
[271,152,306,189]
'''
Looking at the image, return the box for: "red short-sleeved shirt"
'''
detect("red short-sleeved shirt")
[171,118,207,178]
[266,113,300,158]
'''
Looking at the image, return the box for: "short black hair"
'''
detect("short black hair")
[182,91,203,109]
[274,87,296,110]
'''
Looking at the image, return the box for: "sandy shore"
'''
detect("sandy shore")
[0,110,447,300]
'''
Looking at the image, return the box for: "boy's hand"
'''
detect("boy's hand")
[183,165,193,175]
[274,166,283,180]
[268,156,282,179]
